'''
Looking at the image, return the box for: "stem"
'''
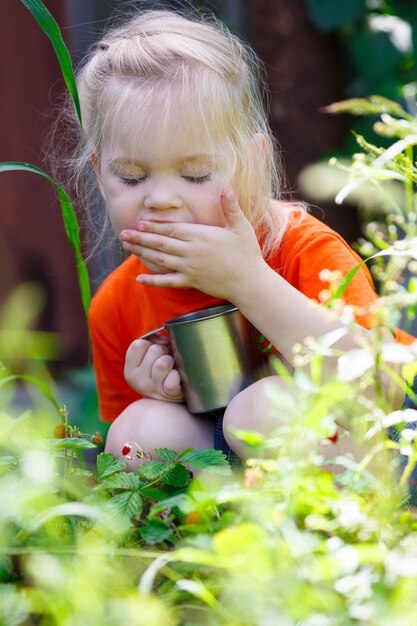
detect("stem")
[399,450,417,488]
[369,179,404,217]
[310,354,323,387]
[64,447,68,485]
[374,348,384,405]
[380,363,417,405]
[405,145,414,219]
[0,546,163,558]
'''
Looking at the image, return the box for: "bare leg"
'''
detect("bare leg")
[223,376,370,472]
[105,398,215,471]
[222,376,292,459]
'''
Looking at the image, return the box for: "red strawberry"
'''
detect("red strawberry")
[327,429,339,444]
[122,444,131,456]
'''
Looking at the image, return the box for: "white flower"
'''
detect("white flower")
[21,449,54,486]
[335,568,375,600]
[337,501,367,530]
[369,14,413,53]
[326,536,344,551]
[337,350,374,382]
[386,548,417,579]
[348,602,375,621]
[335,545,360,574]
[401,428,417,443]
[400,445,413,457]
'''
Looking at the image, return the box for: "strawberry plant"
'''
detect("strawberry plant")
[93,447,230,547]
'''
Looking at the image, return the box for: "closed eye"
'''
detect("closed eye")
[182,174,211,184]
[120,176,146,186]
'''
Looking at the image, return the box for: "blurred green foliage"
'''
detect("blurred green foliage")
[2,3,417,625]
[305,0,417,154]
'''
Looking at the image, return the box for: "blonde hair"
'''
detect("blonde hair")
[66,9,303,259]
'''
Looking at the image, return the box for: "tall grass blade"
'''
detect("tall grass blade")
[20,0,82,127]
[0,162,91,316]
[330,246,417,302]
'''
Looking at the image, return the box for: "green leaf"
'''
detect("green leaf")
[29,502,107,531]
[20,0,82,126]
[324,96,412,120]
[329,244,417,302]
[50,437,97,450]
[0,374,60,411]
[0,456,18,475]
[155,448,179,463]
[175,579,218,607]
[305,0,366,31]
[177,447,194,458]
[96,453,127,479]
[103,473,140,491]
[108,491,143,520]
[140,518,174,544]
[69,467,94,478]
[180,448,229,470]
[164,464,191,487]
[150,493,193,516]
[95,475,128,491]
[139,485,171,501]
[0,585,31,626]
[329,261,367,301]
[226,427,266,449]
[0,163,90,318]
[139,461,169,482]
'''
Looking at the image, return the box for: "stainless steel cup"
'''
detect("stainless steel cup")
[141,303,270,413]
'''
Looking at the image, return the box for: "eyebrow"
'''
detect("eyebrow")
[108,154,213,169]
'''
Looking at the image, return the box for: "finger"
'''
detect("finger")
[124,242,186,272]
[147,331,170,346]
[220,188,246,229]
[151,353,175,387]
[124,341,168,392]
[136,272,188,289]
[163,368,184,400]
[120,229,187,255]
[125,338,154,369]
[151,354,184,401]
[134,220,194,241]
[139,343,170,378]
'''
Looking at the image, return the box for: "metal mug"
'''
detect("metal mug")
[141,303,270,413]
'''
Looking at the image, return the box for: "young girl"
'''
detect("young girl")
[74,9,412,467]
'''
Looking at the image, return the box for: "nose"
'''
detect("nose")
[143,178,183,212]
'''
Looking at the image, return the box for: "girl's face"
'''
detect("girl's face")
[94,109,230,273]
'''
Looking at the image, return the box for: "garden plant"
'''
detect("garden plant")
[2,1,417,625]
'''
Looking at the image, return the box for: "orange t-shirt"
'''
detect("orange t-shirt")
[89,211,415,423]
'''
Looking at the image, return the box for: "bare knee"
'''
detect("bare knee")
[223,376,292,459]
[223,378,360,466]
[105,399,215,471]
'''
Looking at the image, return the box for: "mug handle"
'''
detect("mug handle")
[140,326,170,345]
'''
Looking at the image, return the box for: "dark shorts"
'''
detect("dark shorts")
[390,376,417,508]
[209,408,242,469]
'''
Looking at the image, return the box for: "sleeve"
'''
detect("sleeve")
[286,231,379,328]
[288,227,415,344]
[89,288,141,423]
